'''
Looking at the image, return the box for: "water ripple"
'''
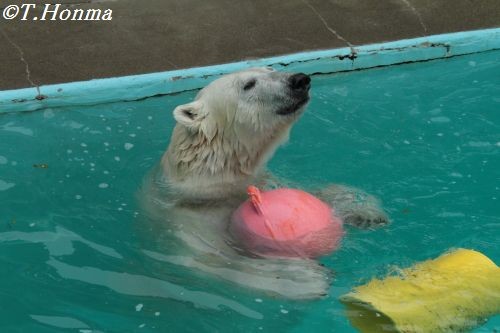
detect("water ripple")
[46,258,263,320]
[0,226,122,259]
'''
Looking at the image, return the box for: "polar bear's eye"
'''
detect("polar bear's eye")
[243,79,257,91]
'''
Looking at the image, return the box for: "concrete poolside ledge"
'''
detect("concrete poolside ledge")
[1,28,500,114]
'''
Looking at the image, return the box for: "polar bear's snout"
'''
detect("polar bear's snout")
[289,73,311,92]
[276,72,311,116]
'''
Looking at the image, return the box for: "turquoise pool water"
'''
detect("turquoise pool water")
[1,50,499,332]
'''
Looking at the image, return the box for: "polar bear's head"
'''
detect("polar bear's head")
[162,67,311,199]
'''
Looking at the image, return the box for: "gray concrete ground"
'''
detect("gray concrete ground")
[0,0,499,90]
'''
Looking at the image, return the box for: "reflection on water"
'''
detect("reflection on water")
[47,258,263,320]
[0,226,122,258]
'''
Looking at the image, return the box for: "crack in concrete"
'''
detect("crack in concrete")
[300,0,356,55]
[165,59,179,69]
[0,29,43,98]
[67,0,119,7]
[400,0,428,34]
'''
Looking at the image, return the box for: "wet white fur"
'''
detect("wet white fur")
[161,67,302,201]
[141,68,387,300]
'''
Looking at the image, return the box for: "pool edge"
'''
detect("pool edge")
[1,28,500,113]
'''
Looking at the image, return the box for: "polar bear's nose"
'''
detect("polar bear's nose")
[289,73,311,91]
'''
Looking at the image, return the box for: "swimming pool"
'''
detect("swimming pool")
[1,48,499,332]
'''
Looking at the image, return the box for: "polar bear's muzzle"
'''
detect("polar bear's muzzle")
[289,73,311,92]
[276,73,311,115]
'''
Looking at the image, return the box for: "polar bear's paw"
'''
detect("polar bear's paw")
[341,206,389,229]
[249,258,333,300]
[316,184,390,229]
[191,253,332,300]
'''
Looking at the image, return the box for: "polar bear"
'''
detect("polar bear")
[141,67,388,299]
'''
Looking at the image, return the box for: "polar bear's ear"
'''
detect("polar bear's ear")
[173,101,204,129]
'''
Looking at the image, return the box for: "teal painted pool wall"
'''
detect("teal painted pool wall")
[1,28,500,114]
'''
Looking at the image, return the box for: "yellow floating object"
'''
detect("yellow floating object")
[340,249,500,333]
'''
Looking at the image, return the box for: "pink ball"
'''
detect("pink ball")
[230,186,344,258]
